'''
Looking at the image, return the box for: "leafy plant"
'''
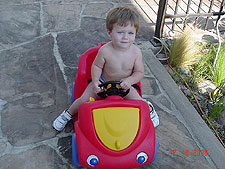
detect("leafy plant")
[191,42,225,89]
[213,43,225,87]
[192,43,215,81]
[209,98,225,120]
[209,81,225,103]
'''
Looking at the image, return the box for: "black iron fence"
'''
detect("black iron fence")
[155,0,225,39]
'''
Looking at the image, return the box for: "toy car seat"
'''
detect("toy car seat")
[72,43,142,102]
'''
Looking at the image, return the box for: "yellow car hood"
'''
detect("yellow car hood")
[93,107,139,151]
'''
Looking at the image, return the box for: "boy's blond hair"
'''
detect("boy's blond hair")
[106,6,140,33]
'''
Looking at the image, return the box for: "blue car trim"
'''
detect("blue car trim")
[152,138,157,162]
[72,133,81,167]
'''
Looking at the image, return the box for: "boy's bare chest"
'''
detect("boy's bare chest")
[105,54,135,71]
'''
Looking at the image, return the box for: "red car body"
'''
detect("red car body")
[72,43,157,169]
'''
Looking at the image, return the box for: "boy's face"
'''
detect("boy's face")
[107,23,136,49]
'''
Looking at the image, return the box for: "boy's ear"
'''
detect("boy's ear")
[107,29,112,38]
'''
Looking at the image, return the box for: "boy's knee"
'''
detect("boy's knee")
[79,82,98,101]
[124,87,142,100]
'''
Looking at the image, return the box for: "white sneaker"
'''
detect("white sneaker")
[147,101,159,128]
[53,110,72,131]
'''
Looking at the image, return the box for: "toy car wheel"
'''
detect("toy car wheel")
[72,133,81,167]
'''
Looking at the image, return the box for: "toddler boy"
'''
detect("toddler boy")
[53,6,159,131]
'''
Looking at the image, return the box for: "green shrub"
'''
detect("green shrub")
[192,43,215,81]
[209,98,225,120]
[191,42,225,88]
[213,43,225,87]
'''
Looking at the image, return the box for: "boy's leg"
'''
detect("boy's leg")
[53,82,98,131]
[68,81,99,116]
[124,87,159,128]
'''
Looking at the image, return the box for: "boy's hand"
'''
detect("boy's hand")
[120,78,132,90]
[93,81,102,94]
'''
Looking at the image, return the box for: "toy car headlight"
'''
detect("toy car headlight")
[87,155,99,167]
[136,152,148,164]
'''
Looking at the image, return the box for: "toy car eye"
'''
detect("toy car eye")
[136,152,148,164]
[86,155,99,167]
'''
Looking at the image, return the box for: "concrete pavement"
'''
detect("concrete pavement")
[0,0,224,169]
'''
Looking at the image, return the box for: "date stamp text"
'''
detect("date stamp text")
[173,149,208,157]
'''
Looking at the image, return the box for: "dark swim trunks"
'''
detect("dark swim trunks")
[99,74,105,83]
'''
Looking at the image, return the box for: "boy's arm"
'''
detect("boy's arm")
[91,48,105,93]
[120,48,144,90]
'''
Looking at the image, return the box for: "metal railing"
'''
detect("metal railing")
[155,0,225,40]
[134,0,225,43]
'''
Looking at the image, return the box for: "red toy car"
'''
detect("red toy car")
[72,43,157,169]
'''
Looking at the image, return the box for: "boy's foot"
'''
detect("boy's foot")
[147,101,159,128]
[53,110,72,131]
